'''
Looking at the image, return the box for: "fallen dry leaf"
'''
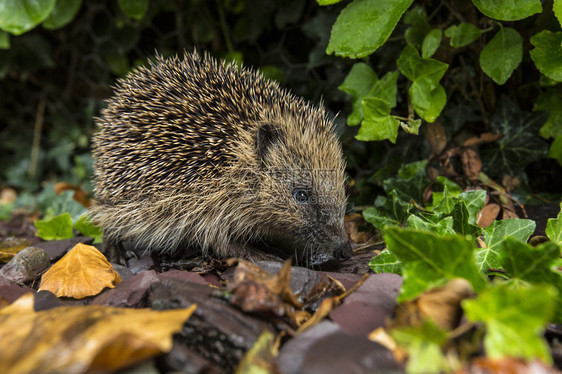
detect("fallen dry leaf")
[501,175,521,193]
[297,274,368,334]
[466,357,557,374]
[477,203,501,229]
[230,260,302,309]
[0,293,196,374]
[426,120,447,155]
[229,260,307,327]
[368,327,406,362]
[391,278,474,331]
[39,243,121,299]
[462,133,502,147]
[54,182,91,208]
[344,213,376,245]
[0,187,17,205]
[461,148,482,180]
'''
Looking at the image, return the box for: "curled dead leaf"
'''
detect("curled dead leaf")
[229,260,306,325]
[368,327,406,362]
[391,278,474,331]
[0,188,17,205]
[0,293,196,373]
[39,243,121,299]
[54,182,91,208]
[344,213,375,245]
[477,204,501,229]
[462,133,502,147]
[426,121,447,155]
[461,148,482,180]
[501,175,521,193]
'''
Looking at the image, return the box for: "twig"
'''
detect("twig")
[28,94,46,179]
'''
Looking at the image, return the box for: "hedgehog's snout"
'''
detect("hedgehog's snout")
[332,240,352,261]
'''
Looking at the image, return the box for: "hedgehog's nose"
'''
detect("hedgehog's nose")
[333,240,352,261]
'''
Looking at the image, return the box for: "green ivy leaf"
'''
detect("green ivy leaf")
[477,218,536,271]
[0,0,56,35]
[43,0,82,30]
[452,201,482,238]
[501,239,562,323]
[392,320,450,373]
[549,135,562,166]
[339,63,379,126]
[482,96,548,177]
[397,44,448,83]
[462,282,555,363]
[400,118,422,135]
[363,190,412,230]
[555,0,562,28]
[410,80,446,123]
[546,202,562,245]
[535,90,562,139]
[456,190,487,225]
[0,30,8,49]
[431,185,457,216]
[397,44,448,122]
[369,250,402,274]
[403,6,430,48]
[385,228,486,301]
[530,30,562,82]
[339,63,398,126]
[406,214,455,235]
[118,0,148,20]
[472,0,542,21]
[421,29,442,58]
[356,97,400,142]
[479,27,523,85]
[445,23,485,47]
[326,0,414,58]
[500,239,562,289]
[74,214,103,244]
[317,0,342,5]
[382,160,429,203]
[34,212,74,241]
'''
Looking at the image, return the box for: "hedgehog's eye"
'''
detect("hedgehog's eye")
[293,189,310,204]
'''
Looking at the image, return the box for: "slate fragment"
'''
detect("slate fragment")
[148,279,274,373]
[0,246,50,284]
[277,321,401,374]
[157,343,227,374]
[34,290,65,311]
[158,269,209,286]
[329,274,403,336]
[92,270,160,307]
[34,236,94,262]
[320,271,364,291]
[111,263,134,281]
[0,276,34,303]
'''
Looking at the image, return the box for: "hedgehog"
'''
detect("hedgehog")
[90,51,351,267]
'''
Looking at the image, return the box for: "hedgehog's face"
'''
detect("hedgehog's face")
[255,123,352,267]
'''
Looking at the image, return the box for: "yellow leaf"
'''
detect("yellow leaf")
[0,293,196,373]
[38,243,121,299]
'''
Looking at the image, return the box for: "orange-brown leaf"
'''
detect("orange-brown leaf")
[0,294,196,373]
[39,243,121,299]
[477,203,501,229]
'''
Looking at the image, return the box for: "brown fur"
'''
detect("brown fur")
[90,51,350,266]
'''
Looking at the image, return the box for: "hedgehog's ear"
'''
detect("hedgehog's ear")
[256,124,283,162]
